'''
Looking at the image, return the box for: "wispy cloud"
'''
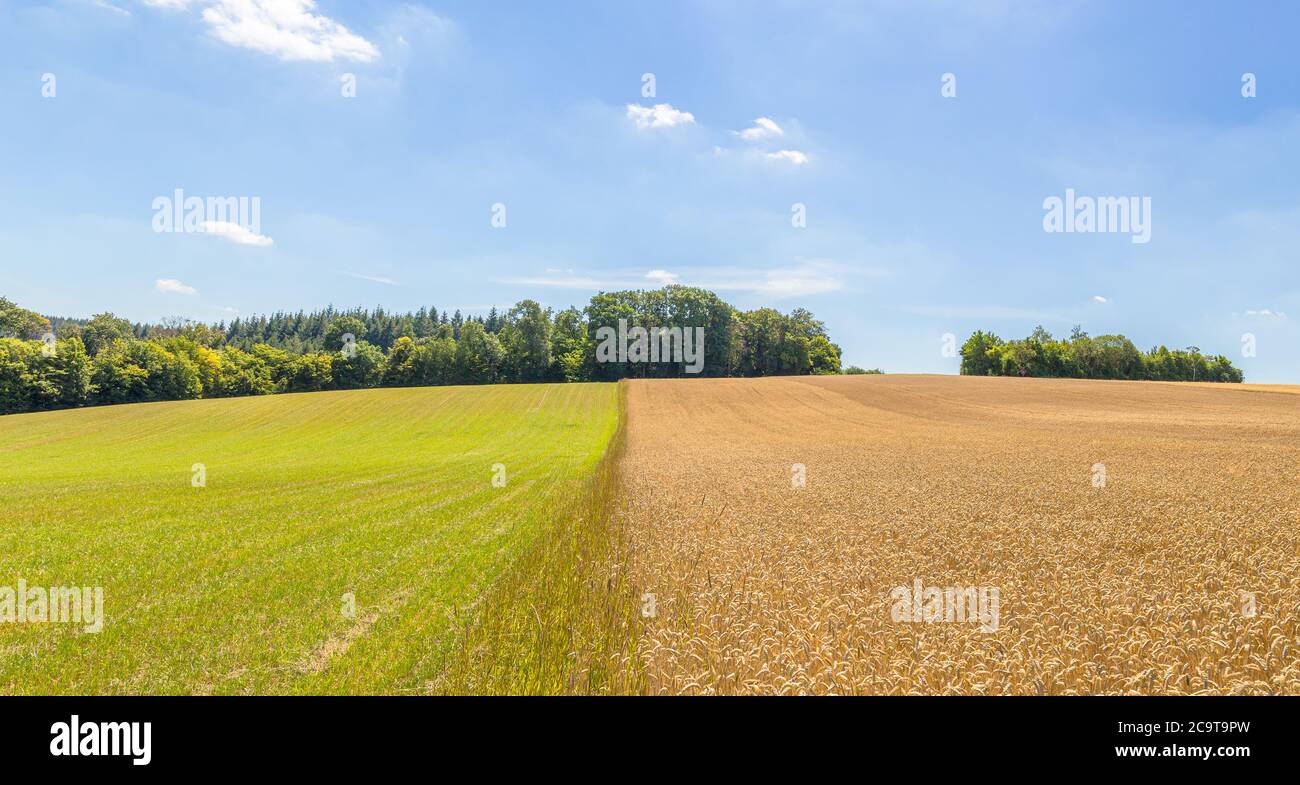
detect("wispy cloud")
[501,259,845,299]
[501,273,626,290]
[692,260,843,298]
[626,103,696,130]
[91,0,131,16]
[340,271,399,286]
[1243,308,1287,318]
[736,117,783,141]
[1092,295,1109,303]
[765,149,809,165]
[156,278,197,295]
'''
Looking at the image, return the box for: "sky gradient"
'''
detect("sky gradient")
[3,0,1298,380]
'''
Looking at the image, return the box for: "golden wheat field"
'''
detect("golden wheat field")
[620,375,1300,695]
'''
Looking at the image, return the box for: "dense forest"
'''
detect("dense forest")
[0,288,843,414]
[960,326,1244,382]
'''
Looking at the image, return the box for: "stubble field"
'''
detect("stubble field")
[621,374,1300,695]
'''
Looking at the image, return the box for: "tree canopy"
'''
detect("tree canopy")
[1,286,844,415]
[959,326,1243,383]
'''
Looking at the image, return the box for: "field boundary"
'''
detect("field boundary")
[436,381,644,694]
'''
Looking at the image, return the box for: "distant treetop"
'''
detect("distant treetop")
[959,326,1243,383]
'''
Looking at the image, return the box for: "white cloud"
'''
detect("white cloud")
[696,261,841,298]
[737,117,783,141]
[626,103,696,130]
[765,149,809,165]
[501,259,843,300]
[1092,295,1108,303]
[1244,309,1287,318]
[645,269,679,284]
[92,0,131,15]
[156,278,197,295]
[200,0,380,63]
[198,220,274,246]
[502,274,626,290]
[340,271,398,286]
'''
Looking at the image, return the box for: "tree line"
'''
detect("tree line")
[960,326,1244,382]
[0,288,843,415]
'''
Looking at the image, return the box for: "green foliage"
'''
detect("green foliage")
[0,296,51,340]
[415,336,458,386]
[289,353,335,393]
[215,346,276,397]
[49,337,94,406]
[959,326,1244,382]
[91,339,200,405]
[808,335,842,375]
[501,299,552,382]
[80,313,134,356]
[331,340,385,389]
[455,321,503,384]
[843,366,883,375]
[959,331,1001,376]
[160,336,221,396]
[323,316,366,352]
[733,305,841,376]
[551,307,592,383]
[0,339,35,412]
[0,336,94,413]
[383,336,420,387]
[586,286,739,379]
[0,289,845,415]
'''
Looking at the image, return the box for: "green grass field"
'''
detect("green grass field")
[0,383,620,694]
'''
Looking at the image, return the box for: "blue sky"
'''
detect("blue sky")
[3,0,1298,381]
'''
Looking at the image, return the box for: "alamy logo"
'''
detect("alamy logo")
[1043,188,1151,244]
[0,579,102,633]
[50,715,151,766]
[890,579,1000,633]
[594,319,705,374]
[151,188,270,245]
